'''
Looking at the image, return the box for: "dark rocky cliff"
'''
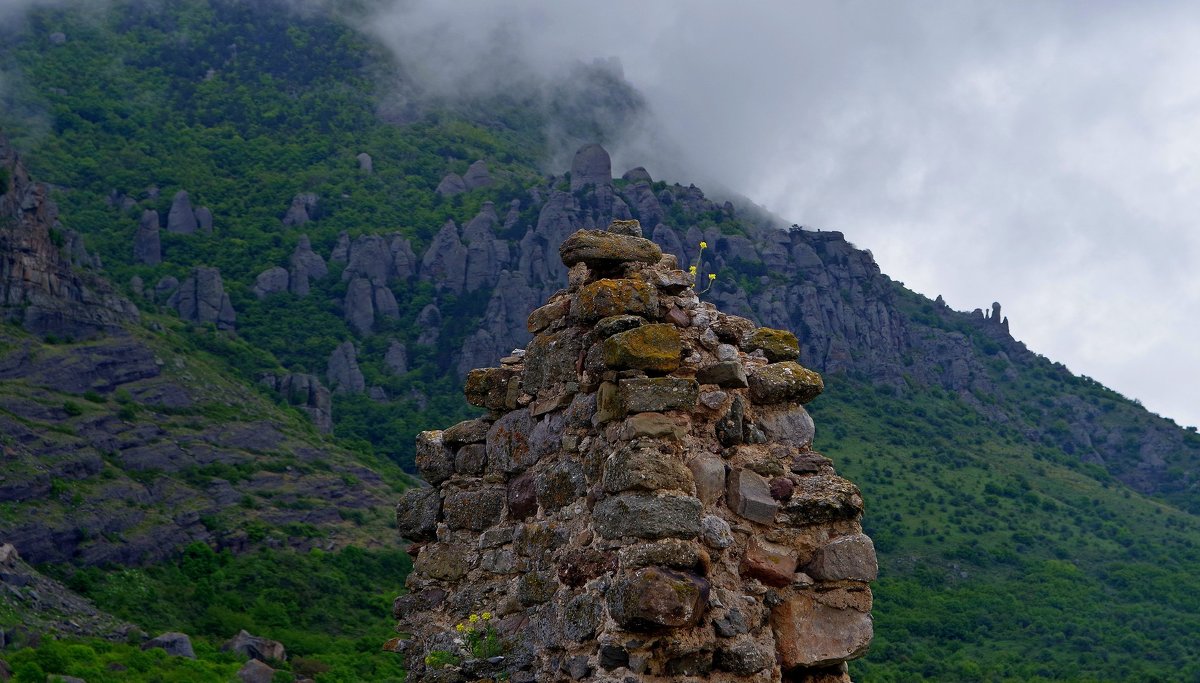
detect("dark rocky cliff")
[0,134,138,338]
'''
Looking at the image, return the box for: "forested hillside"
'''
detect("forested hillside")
[2,1,1199,681]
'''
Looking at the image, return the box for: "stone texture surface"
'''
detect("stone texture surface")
[393,220,872,682]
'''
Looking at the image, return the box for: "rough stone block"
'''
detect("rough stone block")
[413,543,469,582]
[696,360,749,388]
[572,278,658,322]
[727,468,779,524]
[701,515,734,549]
[443,487,505,531]
[527,297,571,333]
[607,566,709,630]
[414,430,453,484]
[602,324,682,373]
[620,377,698,413]
[395,486,440,541]
[559,229,663,268]
[688,456,726,505]
[536,459,587,510]
[603,446,694,494]
[740,536,798,587]
[595,381,622,423]
[756,404,815,450]
[464,367,520,410]
[485,409,535,475]
[748,361,824,405]
[807,533,878,582]
[594,492,703,540]
[779,474,864,526]
[771,589,873,668]
[523,330,584,396]
[618,412,687,441]
[454,443,486,475]
[741,327,801,362]
[443,418,491,445]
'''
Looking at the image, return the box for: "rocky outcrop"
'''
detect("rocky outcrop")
[344,276,399,335]
[570,143,612,192]
[357,152,373,174]
[282,193,318,227]
[289,235,327,296]
[385,339,408,375]
[167,190,198,234]
[167,266,236,330]
[252,266,289,299]
[393,220,873,682]
[420,220,468,294]
[0,543,138,645]
[0,132,139,339]
[462,160,493,190]
[133,209,161,265]
[462,202,508,292]
[142,632,196,658]
[327,340,365,394]
[436,173,466,197]
[260,372,333,433]
[223,629,287,662]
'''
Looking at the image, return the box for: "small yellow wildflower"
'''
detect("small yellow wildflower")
[482,612,492,620]
[708,273,716,280]
[699,241,708,249]
[456,623,465,632]
[688,265,697,275]
[469,614,479,623]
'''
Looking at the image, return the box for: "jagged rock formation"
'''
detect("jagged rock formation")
[393,221,875,682]
[327,340,366,394]
[0,543,139,646]
[436,173,467,197]
[167,266,236,330]
[0,132,139,339]
[133,209,162,265]
[260,372,333,433]
[282,192,319,227]
[463,160,493,190]
[357,152,374,174]
[570,143,613,192]
[289,234,327,295]
[253,266,290,299]
[167,190,198,234]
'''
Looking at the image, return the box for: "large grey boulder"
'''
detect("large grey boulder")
[289,235,327,296]
[462,160,493,190]
[194,206,213,234]
[252,267,289,299]
[166,190,197,234]
[167,266,235,330]
[570,143,612,192]
[261,372,333,433]
[356,152,373,173]
[223,629,286,663]
[133,210,161,265]
[142,632,196,658]
[419,220,467,294]
[435,173,466,196]
[281,193,318,227]
[342,234,391,282]
[462,202,505,292]
[385,339,408,375]
[343,277,375,336]
[327,341,365,394]
[415,304,441,346]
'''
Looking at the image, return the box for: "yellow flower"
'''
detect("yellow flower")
[688,265,697,275]
[469,614,479,623]
[699,241,708,249]
[456,623,465,632]
[482,612,492,620]
[708,273,717,280]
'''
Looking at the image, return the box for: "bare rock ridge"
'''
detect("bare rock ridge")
[0,131,139,339]
[393,220,876,682]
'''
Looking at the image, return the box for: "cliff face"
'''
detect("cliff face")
[323,142,1192,505]
[0,133,138,338]
[394,221,875,682]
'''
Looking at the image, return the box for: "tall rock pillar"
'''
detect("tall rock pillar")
[393,219,875,682]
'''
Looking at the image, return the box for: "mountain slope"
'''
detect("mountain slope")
[1,2,1199,681]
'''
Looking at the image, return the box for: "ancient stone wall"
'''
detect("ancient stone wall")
[393,220,876,682]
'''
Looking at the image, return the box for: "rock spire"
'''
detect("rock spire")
[393,219,875,682]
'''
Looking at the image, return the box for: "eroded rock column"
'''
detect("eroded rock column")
[394,219,875,682]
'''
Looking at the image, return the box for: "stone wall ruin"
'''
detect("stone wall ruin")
[393,220,876,682]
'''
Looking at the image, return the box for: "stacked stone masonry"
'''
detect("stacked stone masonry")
[394,220,876,682]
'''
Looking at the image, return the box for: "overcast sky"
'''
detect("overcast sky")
[363,1,1200,429]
